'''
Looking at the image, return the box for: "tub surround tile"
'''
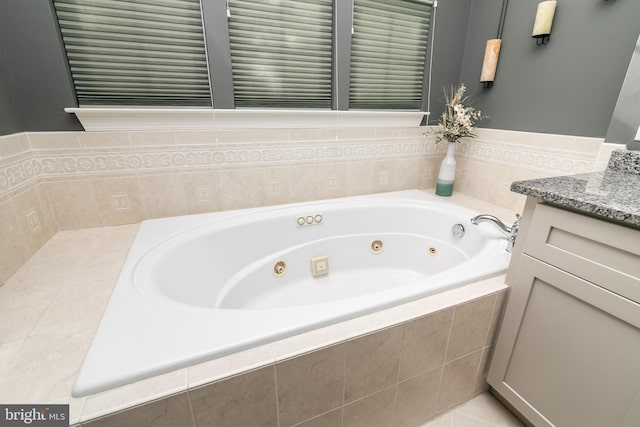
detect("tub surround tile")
[344,325,403,403]
[138,174,188,219]
[342,386,396,427]
[27,285,113,337]
[81,369,188,422]
[189,366,277,427]
[92,177,145,226]
[52,395,86,426]
[0,338,24,367]
[436,350,483,413]
[129,131,176,146]
[445,294,497,362]
[27,132,81,150]
[0,200,30,284]
[270,323,346,362]
[486,291,508,347]
[293,408,343,427]
[182,171,223,215]
[44,180,102,230]
[10,187,54,255]
[472,345,494,396]
[257,166,291,206]
[0,330,94,403]
[345,161,375,196]
[78,132,130,148]
[83,392,194,427]
[173,130,217,145]
[341,306,406,339]
[187,345,275,388]
[399,309,454,381]
[275,344,345,427]
[288,164,320,202]
[398,276,507,322]
[318,163,347,200]
[0,133,26,158]
[220,168,260,210]
[0,303,47,343]
[393,367,442,427]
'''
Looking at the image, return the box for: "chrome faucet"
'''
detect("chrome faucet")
[470,213,521,253]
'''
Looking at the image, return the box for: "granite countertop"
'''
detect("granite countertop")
[510,149,640,228]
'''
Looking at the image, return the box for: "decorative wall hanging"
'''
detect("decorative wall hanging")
[480,0,509,89]
[532,0,557,45]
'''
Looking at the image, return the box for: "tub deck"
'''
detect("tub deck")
[0,191,516,425]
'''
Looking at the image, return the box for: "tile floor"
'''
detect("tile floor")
[422,392,525,427]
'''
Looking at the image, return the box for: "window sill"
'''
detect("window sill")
[65,108,427,131]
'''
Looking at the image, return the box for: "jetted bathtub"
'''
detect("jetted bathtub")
[73,190,511,396]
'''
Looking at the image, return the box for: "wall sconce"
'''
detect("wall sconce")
[532,1,557,46]
[480,0,508,88]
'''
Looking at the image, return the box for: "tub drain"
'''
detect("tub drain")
[370,240,384,253]
[273,260,287,277]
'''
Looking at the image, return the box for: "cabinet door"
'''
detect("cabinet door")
[488,255,640,427]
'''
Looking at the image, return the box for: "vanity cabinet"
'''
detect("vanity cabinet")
[488,198,640,427]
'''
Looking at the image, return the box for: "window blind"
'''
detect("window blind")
[350,0,434,110]
[53,0,212,107]
[227,0,333,108]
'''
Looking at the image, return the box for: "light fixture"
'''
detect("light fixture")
[480,0,508,89]
[532,1,557,46]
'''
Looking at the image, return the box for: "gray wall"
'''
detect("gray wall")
[0,50,23,135]
[0,0,637,138]
[459,0,640,138]
[0,0,82,136]
[427,0,473,121]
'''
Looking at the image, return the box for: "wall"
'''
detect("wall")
[0,126,444,284]
[460,0,640,138]
[0,52,22,135]
[0,0,83,134]
[0,0,638,137]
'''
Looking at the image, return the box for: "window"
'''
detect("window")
[54,0,436,113]
[53,0,211,107]
[349,0,434,110]
[227,0,333,108]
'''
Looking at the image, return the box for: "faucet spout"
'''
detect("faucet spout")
[470,213,521,252]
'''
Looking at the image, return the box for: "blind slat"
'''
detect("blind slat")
[228,0,333,108]
[54,0,212,107]
[350,0,433,110]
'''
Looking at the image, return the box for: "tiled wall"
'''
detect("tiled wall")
[77,289,507,427]
[0,133,56,284]
[453,129,615,212]
[0,127,443,284]
[0,127,619,284]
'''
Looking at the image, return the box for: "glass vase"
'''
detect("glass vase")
[435,142,456,196]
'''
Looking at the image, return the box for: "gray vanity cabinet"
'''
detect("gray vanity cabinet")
[488,197,640,427]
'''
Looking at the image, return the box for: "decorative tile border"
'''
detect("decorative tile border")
[457,138,598,175]
[1,133,444,200]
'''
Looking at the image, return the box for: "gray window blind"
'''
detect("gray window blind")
[350,0,434,110]
[53,0,212,107]
[227,0,333,108]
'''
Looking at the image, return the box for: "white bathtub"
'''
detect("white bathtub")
[73,190,511,396]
